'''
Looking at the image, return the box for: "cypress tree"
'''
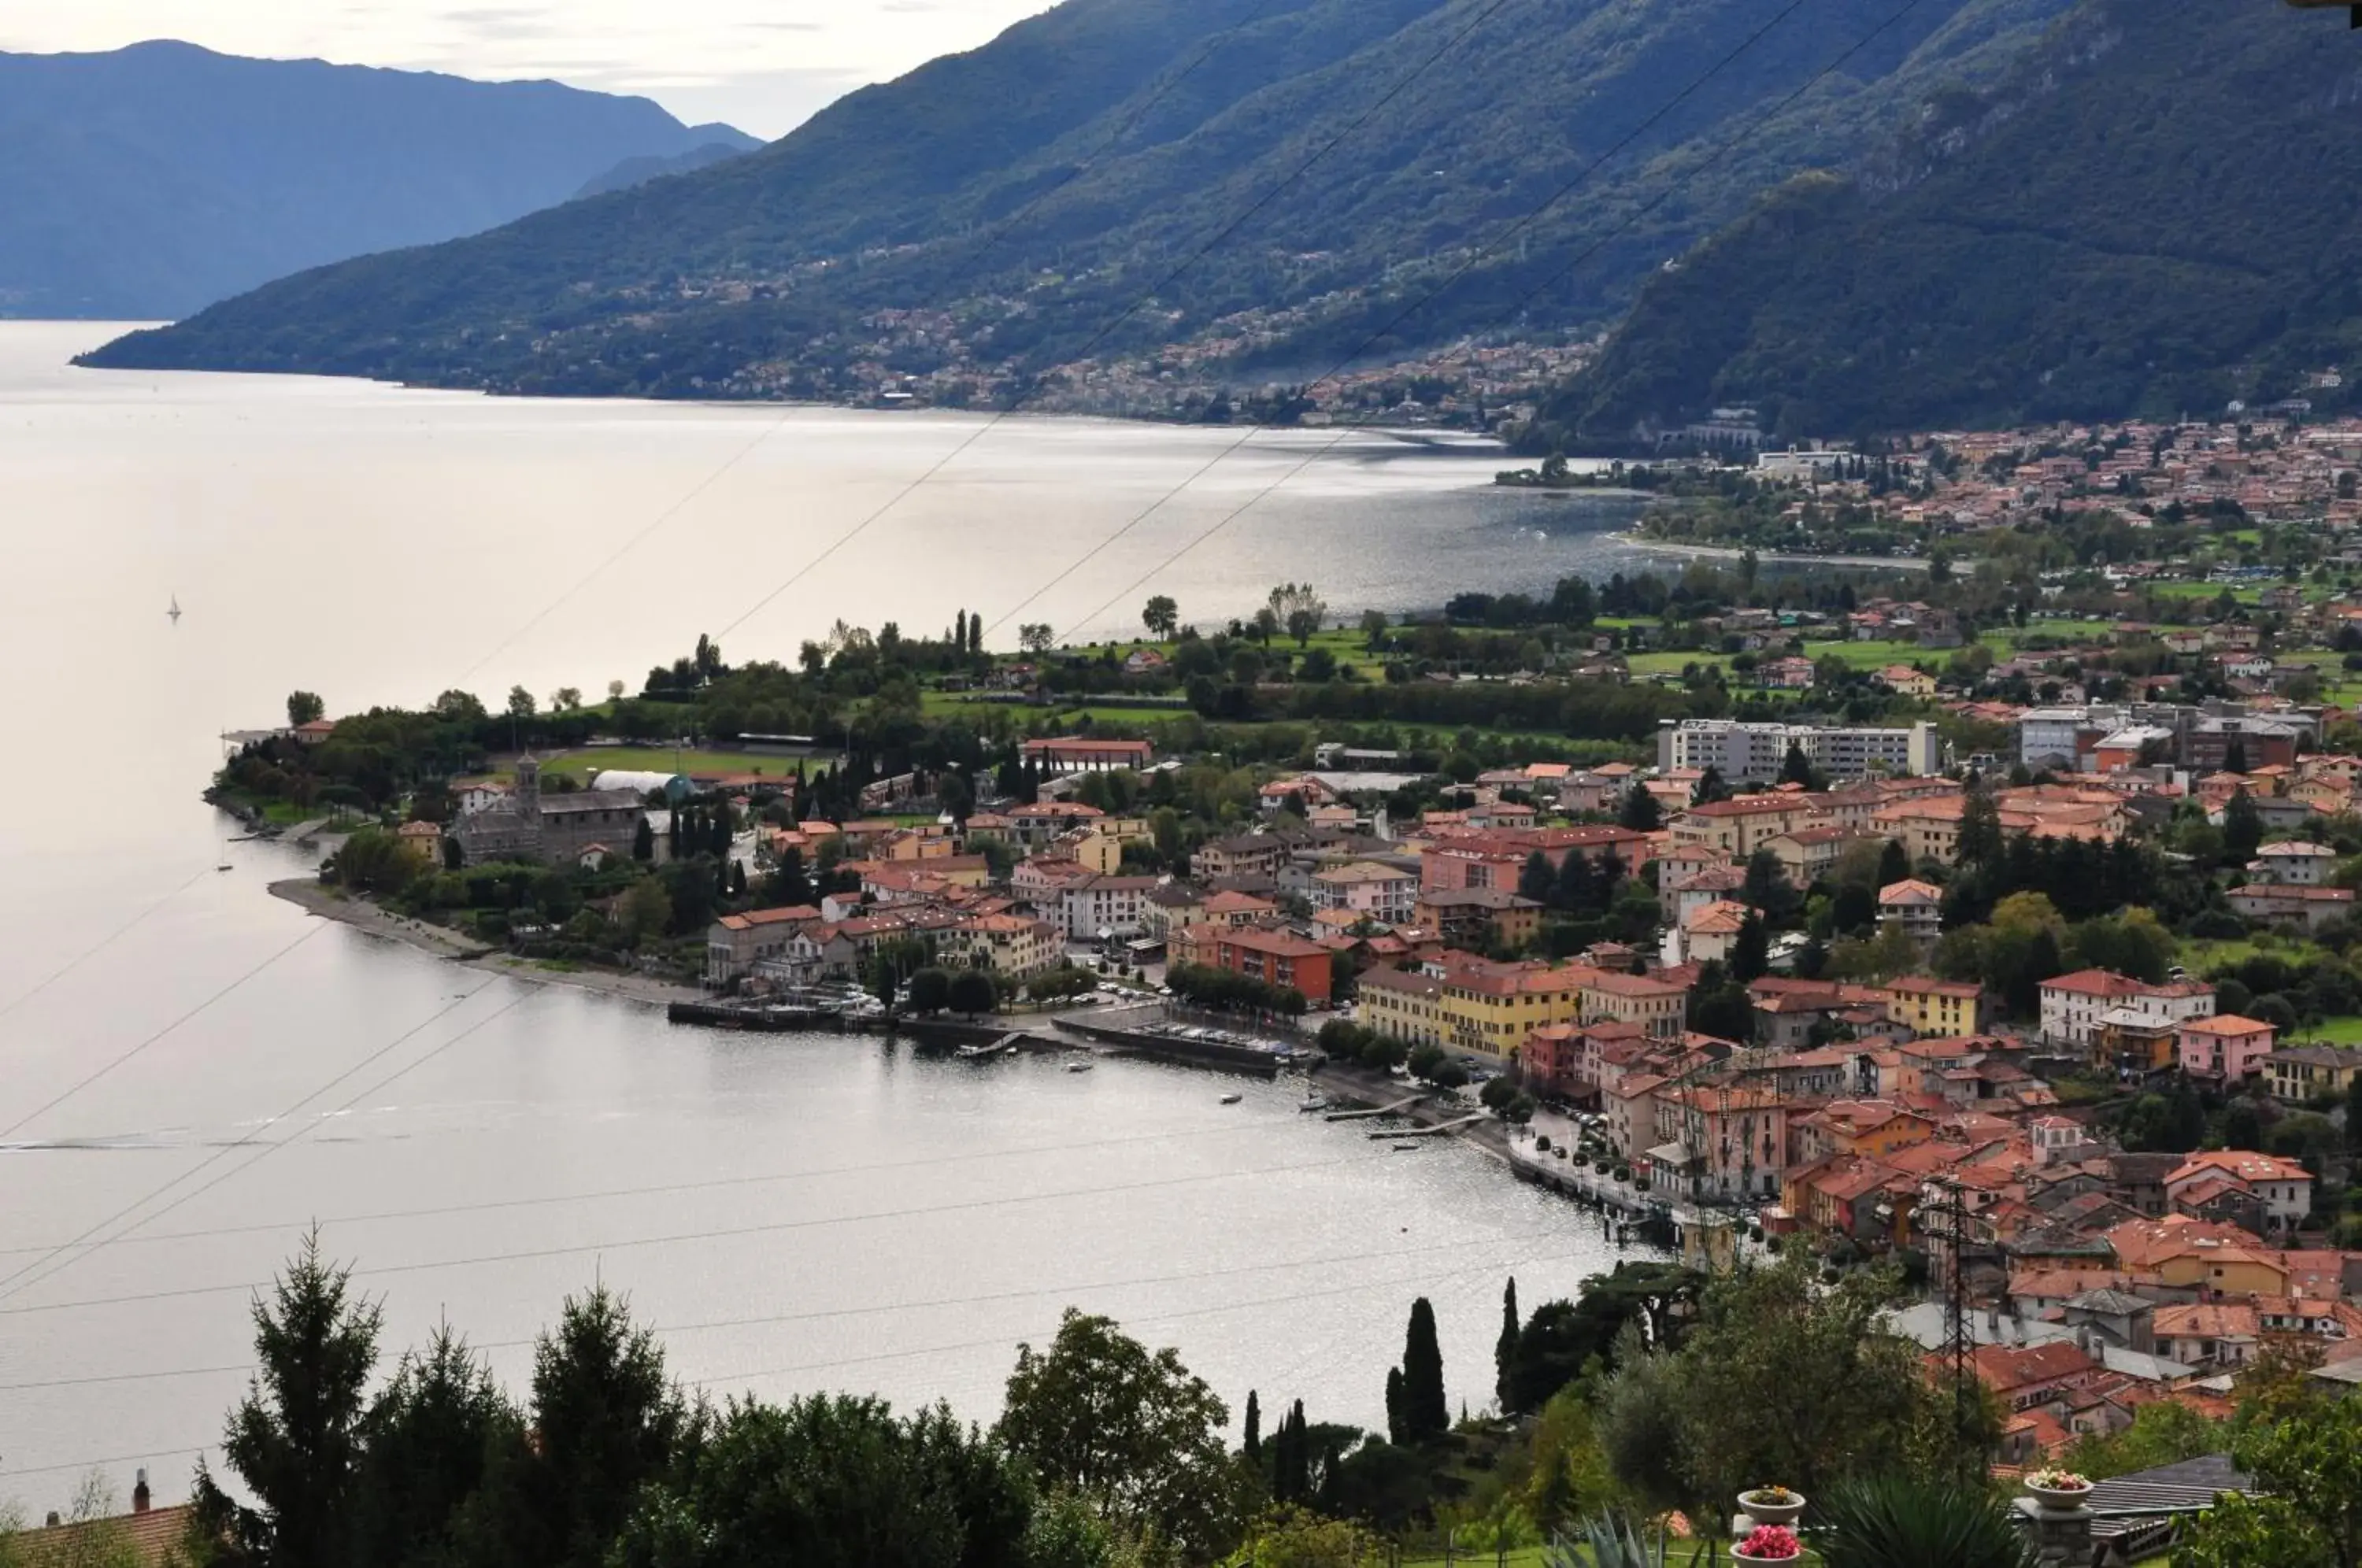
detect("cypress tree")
[1287,1401,1309,1502]
[1400,1296,1448,1443]
[1876,837,1909,887]
[955,610,968,652]
[1495,1278,1520,1414]
[1243,1389,1261,1466]
[1384,1366,1406,1445]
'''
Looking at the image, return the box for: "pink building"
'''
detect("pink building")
[2176,1014,2277,1082]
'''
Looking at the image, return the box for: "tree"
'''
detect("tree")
[1731,911,1771,984]
[610,1394,1035,1568]
[2224,738,2252,777]
[528,1285,687,1568]
[631,816,655,864]
[1268,583,1327,646]
[1359,609,1390,651]
[1519,851,1557,905]
[947,970,997,1017]
[1143,596,1179,639]
[998,1310,1241,1562]
[1243,1389,1262,1466]
[1693,766,1731,806]
[552,687,583,712]
[2183,1392,2362,1568]
[200,1230,383,1568]
[1396,1297,1448,1444]
[1778,741,1816,788]
[1221,1505,1383,1568]
[287,691,325,727]
[1383,1366,1406,1446]
[1876,838,1911,889]
[1019,623,1055,655]
[350,1326,527,1568]
[1496,1278,1521,1415]
[1619,787,1662,832]
[506,685,537,720]
[905,967,953,1015]
[607,680,626,702]
[2225,787,2266,864]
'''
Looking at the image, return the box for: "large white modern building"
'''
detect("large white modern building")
[1657,719,1942,781]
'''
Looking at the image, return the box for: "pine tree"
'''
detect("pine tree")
[529,1285,686,1568]
[201,1229,383,1568]
[1399,1297,1448,1444]
[1495,1278,1520,1414]
[1242,1389,1262,1466]
[350,1325,526,1568]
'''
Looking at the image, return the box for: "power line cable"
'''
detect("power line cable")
[0,1236,1610,1481]
[0,1225,1589,1396]
[708,0,1527,646]
[0,986,509,1302]
[448,0,1294,684]
[0,1145,1414,1318]
[0,865,218,1025]
[0,923,324,1144]
[0,1110,1297,1259]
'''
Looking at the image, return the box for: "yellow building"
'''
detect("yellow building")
[1358,956,1596,1061]
[1881,976,1984,1037]
[2265,1044,2362,1104]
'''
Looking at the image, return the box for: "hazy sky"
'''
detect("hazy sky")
[0,0,1059,138]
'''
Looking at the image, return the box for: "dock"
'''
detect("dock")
[1324,1094,1427,1122]
[1372,1113,1484,1141]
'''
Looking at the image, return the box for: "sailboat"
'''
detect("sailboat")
[167,594,182,625]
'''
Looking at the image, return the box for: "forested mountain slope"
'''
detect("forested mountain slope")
[1533,0,2362,445]
[86,0,2077,401]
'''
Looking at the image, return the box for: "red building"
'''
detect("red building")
[1173,923,1335,1005]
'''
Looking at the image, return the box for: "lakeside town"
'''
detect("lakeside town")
[156,403,2362,1568]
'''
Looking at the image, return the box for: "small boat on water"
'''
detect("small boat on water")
[1219,1093,1243,1105]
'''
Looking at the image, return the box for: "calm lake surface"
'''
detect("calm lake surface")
[0,322,1655,1507]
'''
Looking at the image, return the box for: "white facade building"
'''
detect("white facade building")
[1657,719,1942,781]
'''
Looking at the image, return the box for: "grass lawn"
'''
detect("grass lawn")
[2178,934,2327,976]
[527,747,809,783]
[2294,1015,2362,1045]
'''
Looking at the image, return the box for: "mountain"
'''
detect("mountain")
[573,135,761,202]
[83,0,2082,401]
[1534,0,2362,446]
[0,41,755,320]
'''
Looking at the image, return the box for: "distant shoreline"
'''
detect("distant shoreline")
[268,878,701,1008]
[1612,531,1928,570]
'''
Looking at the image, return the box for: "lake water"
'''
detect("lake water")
[0,322,1653,1508]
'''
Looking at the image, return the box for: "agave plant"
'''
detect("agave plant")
[1814,1474,2034,1568]
[1546,1514,1660,1568]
